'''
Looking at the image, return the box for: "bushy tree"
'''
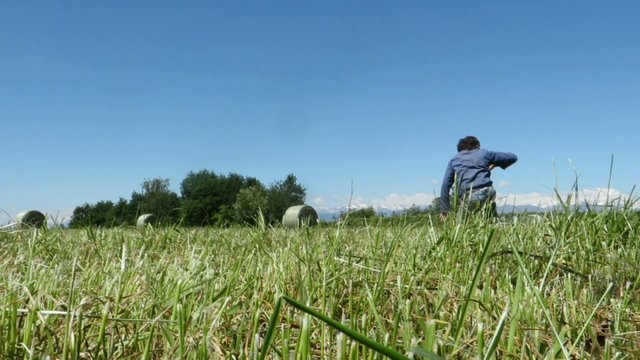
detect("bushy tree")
[131,178,181,224]
[111,198,136,225]
[70,179,180,228]
[339,207,378,226]
[265,174,306,225]
[234,184,268,225]
[70,200,119,227]
[180,170,218,226]
[69,203,92,228]
[181,171,260,226]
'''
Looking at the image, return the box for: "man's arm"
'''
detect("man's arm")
[440,162,455,213]
[488,151,517,169]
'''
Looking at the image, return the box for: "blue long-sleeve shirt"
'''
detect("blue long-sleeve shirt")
[440,149,517,212]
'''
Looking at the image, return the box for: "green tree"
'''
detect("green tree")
[111,198,135,225]
[339,207,378,226]
[70,200,117,227]
[131,178,181,224]
[180,170,218,226]
[265,174,306,225]
[69,203,92,228]
[234,184,268,225]
[212,173,249,226]
[180,171,261,226]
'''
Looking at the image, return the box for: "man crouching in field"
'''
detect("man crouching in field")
[440,136,517,220]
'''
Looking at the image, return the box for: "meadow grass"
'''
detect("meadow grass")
[1,207,638,359]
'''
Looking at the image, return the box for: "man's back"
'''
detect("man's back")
[440,147,517,213]
[449,149,495,193]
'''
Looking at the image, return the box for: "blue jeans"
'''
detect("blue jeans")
[464,186,497,214]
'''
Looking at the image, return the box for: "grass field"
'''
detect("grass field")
[1,207,639,359]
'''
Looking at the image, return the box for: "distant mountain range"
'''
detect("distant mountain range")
[314,202,631,221]
[315,204,545,221]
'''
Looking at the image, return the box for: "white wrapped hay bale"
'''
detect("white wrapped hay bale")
[136,214,157,228]
[16,210,46,228]
[282,205,319,228]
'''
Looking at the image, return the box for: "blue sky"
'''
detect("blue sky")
[1,1,639,223]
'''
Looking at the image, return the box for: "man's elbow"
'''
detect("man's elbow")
[504,153,518,167]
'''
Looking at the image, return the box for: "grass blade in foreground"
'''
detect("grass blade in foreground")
[568,282,613,355]
[511,248,571,359]
[452,229,495,346]
[260,295,443,360]
[410,347,446,360]
[482,304,509,360]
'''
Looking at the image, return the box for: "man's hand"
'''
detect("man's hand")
[439,212,447,221]
[488,164,496,171]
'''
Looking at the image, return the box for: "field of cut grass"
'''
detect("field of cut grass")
[1,208,639,359]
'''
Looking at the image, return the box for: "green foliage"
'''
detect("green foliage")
[180,171,259,226]
[180,170,222,226]
[70,178,181,228]
[234,184,268,225]
[265,174,306,225]
[111,198,136,224]
[70,170,307,228]
[69,200,131,228]
[340,207,378,226]
[131,178,181,224]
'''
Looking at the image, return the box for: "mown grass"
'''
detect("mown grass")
[1,208,639,359]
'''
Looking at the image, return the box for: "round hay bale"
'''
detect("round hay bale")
[16,210,46,228]
[282,205,318,228]
[136,214,157,228]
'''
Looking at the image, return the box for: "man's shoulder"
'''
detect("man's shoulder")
[455,149,487,158]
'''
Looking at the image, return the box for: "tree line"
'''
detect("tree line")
[69,171,306,228]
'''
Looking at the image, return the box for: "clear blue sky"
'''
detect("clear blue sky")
[1,1,639,222]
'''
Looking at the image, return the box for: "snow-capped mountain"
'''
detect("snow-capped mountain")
[314,203,553,221]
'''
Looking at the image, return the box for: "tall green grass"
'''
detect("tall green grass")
[1,204,638,358]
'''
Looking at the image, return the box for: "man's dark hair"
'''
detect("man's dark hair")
[457,136,480,152]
